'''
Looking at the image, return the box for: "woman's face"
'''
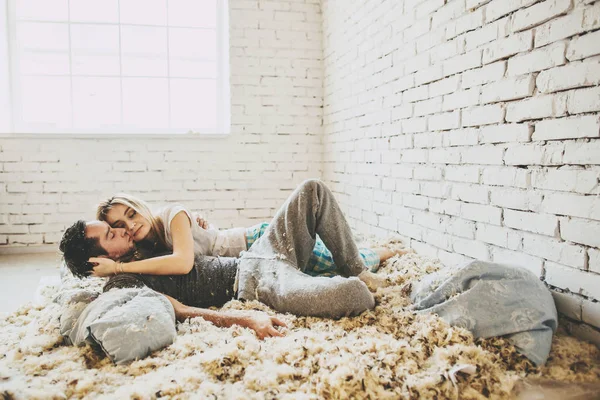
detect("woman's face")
[105,204,152,243]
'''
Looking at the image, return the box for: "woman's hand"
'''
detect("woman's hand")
[194,214,209,230]
[243,314,287,339]
[89,257,118,277]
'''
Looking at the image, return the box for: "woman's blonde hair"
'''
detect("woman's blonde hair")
[96,193,168,253]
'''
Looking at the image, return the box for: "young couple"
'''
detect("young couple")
[60,180,409,339]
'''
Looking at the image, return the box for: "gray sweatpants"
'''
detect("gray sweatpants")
[236,179,375,318]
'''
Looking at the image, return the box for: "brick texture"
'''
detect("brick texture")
[0,0,323,247]
[2,0,599,346]
[322,0,600,344]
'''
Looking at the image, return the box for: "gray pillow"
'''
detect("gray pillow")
[68,287,177,364]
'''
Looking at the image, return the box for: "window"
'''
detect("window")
[0,0,230,135]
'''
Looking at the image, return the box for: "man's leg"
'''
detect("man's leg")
[236,179,375,318]
[247,179,366,276]
[250,260,375,318]
[249,226,374,277]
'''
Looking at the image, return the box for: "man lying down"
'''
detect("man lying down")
[60,180,392,340]
[59,180,558,366]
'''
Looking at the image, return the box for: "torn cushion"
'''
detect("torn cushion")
[56,289,99,340]
[410,260,558,366]
[68,287,176,364]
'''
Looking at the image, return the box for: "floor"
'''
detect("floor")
[0,252,62,316]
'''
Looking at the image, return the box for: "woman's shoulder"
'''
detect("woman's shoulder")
[153,203,189,216]
[154,203,190,220]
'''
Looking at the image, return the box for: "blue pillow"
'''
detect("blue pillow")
[68,287,176,364]
[57,289,99,339]
[410,260,557,366]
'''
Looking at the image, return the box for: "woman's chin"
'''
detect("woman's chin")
[135,228,151,242]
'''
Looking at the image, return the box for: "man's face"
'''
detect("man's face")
[104,203,151,243]
[85,220,135,260]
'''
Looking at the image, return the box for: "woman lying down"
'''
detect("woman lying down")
[59,179,557,365]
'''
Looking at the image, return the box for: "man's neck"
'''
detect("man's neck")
[117,248,140,264]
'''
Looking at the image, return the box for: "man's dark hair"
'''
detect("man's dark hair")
[59,220,107,279]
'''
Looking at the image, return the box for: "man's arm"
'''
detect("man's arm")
[162,294,287,340]
[102,275,286,339]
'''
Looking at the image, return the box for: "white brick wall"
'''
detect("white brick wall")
[323,0,600,344]
[0,0,323,248]
[2,0,599,346]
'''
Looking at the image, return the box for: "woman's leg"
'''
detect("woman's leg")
[305,242,413,275]
[245,222,269,250]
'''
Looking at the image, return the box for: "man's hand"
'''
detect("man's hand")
[163,294,288,340]
[243,314,287,339]
[89,257,118,277]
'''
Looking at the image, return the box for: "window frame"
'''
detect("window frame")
[0,0,230,137]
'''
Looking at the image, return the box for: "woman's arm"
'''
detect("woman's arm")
[91,211,196,276]
[163,294,287,339]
